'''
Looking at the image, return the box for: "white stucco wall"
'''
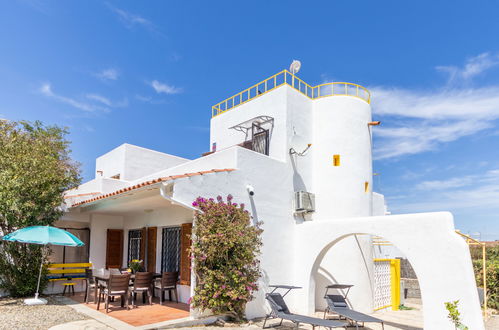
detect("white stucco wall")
[293,212,484,330]
[210,86,289,161]
[95,143,189,181]
[312,96,373,220]
[89,214,124,270]
[172,147,295,319]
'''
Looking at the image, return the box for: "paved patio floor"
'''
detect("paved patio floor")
[66,292,190,327]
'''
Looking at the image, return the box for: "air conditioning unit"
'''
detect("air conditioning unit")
[294,191,315,213]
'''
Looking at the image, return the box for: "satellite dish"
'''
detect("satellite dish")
[289,60,301,75]
[290,133,311,156]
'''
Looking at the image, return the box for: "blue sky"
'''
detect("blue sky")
[1,1,499,240]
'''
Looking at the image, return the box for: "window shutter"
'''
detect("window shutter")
[180,223,192,285]
[147,227,157,272]
[106,229,123,269]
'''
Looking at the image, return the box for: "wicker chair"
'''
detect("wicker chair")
[154,271,178,304]
[97,274,131,313]
[130,272,153,308]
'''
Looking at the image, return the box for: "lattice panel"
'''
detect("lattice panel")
[373,260,392,310]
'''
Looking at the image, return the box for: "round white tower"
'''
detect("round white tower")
[311,92,375,313]
[312,95,373,220]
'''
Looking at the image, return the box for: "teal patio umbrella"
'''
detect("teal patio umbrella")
[1,226,84,305]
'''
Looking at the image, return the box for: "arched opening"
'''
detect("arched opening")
[309,233,424,328]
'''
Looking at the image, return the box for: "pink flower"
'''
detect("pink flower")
[227,194,233,201]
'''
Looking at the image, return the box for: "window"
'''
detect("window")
[251,123,269,155]
[161,227,181,272]
[128,229,142,263]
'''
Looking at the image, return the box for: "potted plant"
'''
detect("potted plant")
[128,259,143,274]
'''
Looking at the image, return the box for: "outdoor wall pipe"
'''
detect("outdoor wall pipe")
[159,183,203,213]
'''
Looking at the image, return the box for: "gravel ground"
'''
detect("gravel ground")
[0,296,89,330]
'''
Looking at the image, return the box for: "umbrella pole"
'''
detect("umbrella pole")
[34,247,44,299]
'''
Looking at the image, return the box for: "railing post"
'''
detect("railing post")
[483,244,487,316]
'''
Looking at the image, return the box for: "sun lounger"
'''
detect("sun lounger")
[264,292,347,329]
[323,284,384,330]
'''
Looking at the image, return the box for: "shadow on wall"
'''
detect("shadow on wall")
[312,234,374,312]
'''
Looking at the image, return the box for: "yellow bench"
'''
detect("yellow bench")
[47,263,93,282]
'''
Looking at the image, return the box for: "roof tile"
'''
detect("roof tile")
[71,168,235,207]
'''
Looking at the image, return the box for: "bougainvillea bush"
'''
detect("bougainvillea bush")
[190,195,263,320]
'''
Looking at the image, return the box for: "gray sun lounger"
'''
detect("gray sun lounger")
[323,284,384,330]
[264,292,347,329]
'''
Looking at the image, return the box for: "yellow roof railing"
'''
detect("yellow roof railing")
[212,69,371,117]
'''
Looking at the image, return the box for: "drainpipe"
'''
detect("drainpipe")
[159,183,202,213]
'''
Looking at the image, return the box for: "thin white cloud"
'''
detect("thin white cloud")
[436,52,499,85]
[106,3,155,31]
[416,177,474,191]
[39,83,108,112]
[86,93,128,108]
[95,68,119,81]
[150,80,182,95]
[390,169,499,213]
[370,52,499,160]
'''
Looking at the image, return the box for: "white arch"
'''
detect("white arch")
[291,212,484,330]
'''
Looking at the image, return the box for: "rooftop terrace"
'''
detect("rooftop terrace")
[212,69,371,117]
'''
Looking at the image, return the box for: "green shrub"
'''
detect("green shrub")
[0,121,80,297]
[472,257,499,309]
[190,195,263,320]
[445,300,468,330]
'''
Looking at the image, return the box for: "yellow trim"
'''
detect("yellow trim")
[48,269,86,274]
[49,263,92,268]
[48,277,85,282]
[333,154,340,166]
[212,70,371,117]
[374,304,392,311]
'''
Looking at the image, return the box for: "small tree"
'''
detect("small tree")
[0,120,80,296]
[190,195,263,320]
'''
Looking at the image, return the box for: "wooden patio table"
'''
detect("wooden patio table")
[93,272,162,305]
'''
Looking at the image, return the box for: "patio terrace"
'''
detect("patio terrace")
[68,292,190,327]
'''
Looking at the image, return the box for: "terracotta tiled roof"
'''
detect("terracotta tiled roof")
[64,192,101,199]
[70,168,236,207]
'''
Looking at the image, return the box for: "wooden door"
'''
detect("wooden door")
[106,229,123,269]
[146,227,157,272]
[180,223,192,285]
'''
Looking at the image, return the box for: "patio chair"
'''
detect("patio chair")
[84,269,97,303]
[264,292,347,329]
[323,291,384,330]
[154,271,178,304]
[130,272,153,308]
[97,274,131,313]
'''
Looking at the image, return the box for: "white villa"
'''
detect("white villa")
[59,68,483,329]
